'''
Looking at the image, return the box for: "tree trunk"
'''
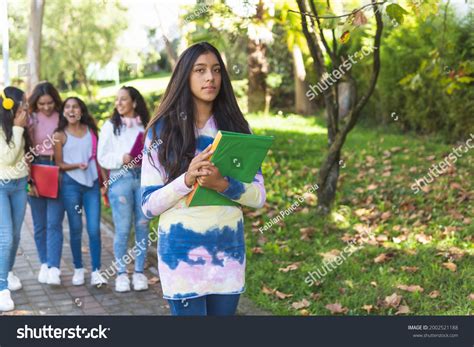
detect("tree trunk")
[293,44,313,115]
[1,0,10,86]
[247,0,268,113]
[162,35,177,69]
[247,38,268,112]
[26,0,45,93]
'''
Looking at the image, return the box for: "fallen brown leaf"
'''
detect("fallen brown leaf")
[401,266,419,273]
[374,253,393,264]
[325,303,348,314]
[384,293,402,308]
[275,290,293,300]
[278,262,301,273]
[395,305,410,315]
[442,262,457,272]
[362,304,373,313]
[428,290,440,298]
[291,298,310,310]
[300,227,316,241]
[396,284,424,293]
[251,247,264,254]
[319,249,341,262]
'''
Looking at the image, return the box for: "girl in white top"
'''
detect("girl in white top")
[97,86,151,292]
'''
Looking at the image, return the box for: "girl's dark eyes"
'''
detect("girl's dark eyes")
[194,68,221,73]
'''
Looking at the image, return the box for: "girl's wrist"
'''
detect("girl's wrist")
[216,177,229,193]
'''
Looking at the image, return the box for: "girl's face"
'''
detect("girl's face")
[37,94,56,116]
[115,89,134,116]
[63,99,82,125]
[189,52,222,103]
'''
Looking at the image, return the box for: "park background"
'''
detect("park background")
[0,0,472,315]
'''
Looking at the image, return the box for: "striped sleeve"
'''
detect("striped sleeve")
[140,124,193,219]
[219,168,266,209]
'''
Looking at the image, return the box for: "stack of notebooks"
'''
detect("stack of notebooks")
[186,130,274,207]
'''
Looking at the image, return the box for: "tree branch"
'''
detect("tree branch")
[288,2,386,19]
[318,0,384,185]
[342,0,383,135]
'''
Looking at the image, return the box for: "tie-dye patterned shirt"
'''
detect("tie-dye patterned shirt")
[141,115,266,300]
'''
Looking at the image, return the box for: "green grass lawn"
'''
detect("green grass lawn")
[243,113,473,315]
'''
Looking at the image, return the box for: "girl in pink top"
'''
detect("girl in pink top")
[27,82,65,286]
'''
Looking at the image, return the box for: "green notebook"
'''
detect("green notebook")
[186,130,274,207]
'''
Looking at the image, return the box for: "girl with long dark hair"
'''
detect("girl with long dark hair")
[53,97,108,287]
[141,42,266,316]
[0,87,30,311]
[97,86,151,292]
[27,82,65,286]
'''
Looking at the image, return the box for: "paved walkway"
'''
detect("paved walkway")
[2,206,268,316]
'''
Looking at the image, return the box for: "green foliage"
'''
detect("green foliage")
[386,4,409,25]
[41,0,127,90]
[371,8,474,140]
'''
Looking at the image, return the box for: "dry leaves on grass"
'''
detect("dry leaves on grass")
[319,249,341,262]
[401,266,419,273]
[429,290,440,298]
[362,304,373,313]
[415,233,432,244]
[325,303,348,314]
[384,293,402,308]
[396,284,424,293]
[442,262,457,272]
[395,305,410,315]
[374,253,394,264]
[291,299,310,310]
[468,294,474,301]
[278,262,301,273]
[251,247,264,254]
[261,285,293,300]
[300,227,316,241]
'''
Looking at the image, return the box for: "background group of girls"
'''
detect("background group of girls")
[0,82,151,312]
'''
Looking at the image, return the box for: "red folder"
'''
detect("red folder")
[31,164,60,199]
[129,132,144,165]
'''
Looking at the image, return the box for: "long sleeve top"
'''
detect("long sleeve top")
[140,115,266,300]
[0,126,28,180]
[97,118,144,170]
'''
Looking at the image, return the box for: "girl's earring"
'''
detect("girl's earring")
[133,103,137,109]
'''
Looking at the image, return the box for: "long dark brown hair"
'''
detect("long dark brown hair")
[146,42,250,183]
[56,97,99,137]
[111,86,149,135]
[28,81,62,114]
[0,86,32,153]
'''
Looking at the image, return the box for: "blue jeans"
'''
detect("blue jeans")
[0,177,28,291]
[61,174,102,271]
[108,168,149,274]
[28,159,65,269]
[168,294,241,316]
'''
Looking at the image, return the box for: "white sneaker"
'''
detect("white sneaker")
[91,271,108,287]
[38,264,48,284]
[0,289,14,312]
[132,273,149,291]
[115,273,130,292]
[46,267,61,286]
[72,268,85,286]
[7,272,22,291]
